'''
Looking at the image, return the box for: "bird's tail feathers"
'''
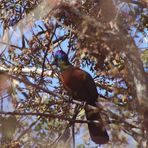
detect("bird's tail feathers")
[85,106,109,144]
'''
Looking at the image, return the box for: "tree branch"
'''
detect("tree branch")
[0,111,100,124]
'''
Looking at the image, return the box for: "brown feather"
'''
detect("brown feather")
[60,66,109,144]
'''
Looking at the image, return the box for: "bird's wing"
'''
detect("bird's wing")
[61,67,98,103]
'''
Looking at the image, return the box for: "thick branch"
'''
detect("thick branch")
[0,111,100,124]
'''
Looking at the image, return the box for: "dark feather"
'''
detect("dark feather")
[54,50,109,144]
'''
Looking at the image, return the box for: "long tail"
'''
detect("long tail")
[85,105,109,144]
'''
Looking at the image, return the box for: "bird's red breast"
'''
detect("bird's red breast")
[60,66,98,104]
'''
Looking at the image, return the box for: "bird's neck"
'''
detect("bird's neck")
[59,60,73,71]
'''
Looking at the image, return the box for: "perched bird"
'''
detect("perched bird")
[53,50,109,144]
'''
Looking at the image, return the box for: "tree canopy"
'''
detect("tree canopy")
[0,0,148,147]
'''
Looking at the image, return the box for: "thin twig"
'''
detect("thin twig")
[17,105,50,140]
[39,23,57,84]
[0,111,100,124]
[0,41,22,49]
[50,105,81,148]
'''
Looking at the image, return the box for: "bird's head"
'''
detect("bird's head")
[52,50,71,70]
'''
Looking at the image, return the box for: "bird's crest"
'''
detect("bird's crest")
[54,50,68,60]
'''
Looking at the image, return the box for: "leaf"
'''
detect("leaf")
[77,144,85,148]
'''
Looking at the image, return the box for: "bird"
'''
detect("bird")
[53,50,109,144]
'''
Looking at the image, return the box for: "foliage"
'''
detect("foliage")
[0,0,148,147]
